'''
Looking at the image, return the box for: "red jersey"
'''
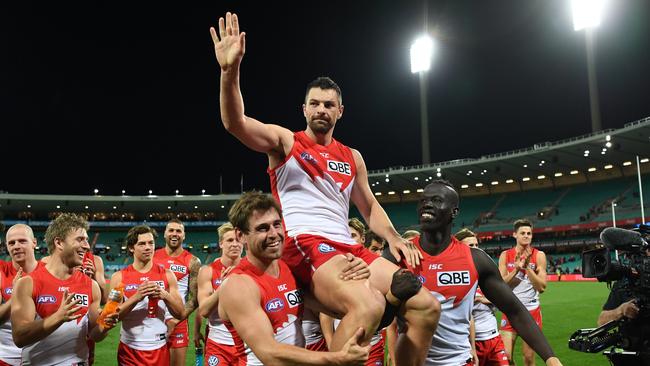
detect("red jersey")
[22,264,94,366]
[225,258,304,365]
[119,264,170,351]
[270,131,358,245]
[403,236,479,366]
[502,246,541,310]
[153,248,193,301]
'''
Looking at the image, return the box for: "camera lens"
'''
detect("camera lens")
[592,254,607,272]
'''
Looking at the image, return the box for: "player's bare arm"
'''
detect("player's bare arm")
[11,276,82,348]
[525,251,547,293]
[472,248,563,366]
[498,251,520,287]
[197,265,218,318]
[210,12,293,160]
[93,256,108,304]
[350,149,421,267]
[181,256,201,319]
[88,280,118,342]
[220,274,369,365]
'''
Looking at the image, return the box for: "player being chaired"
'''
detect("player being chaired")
[211,11,440,365]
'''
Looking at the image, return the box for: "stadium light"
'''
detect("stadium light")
[93,188,99,195]
[410,34,435,165]
[570,170,580,175]
[572,0,607,132]
[571,0,606,31]
[148,189,153,195]
[121,189,126,195]
[611,201,617,227]
[27,204,31,208]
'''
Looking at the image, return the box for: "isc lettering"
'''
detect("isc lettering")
[327,160,352,176]
[278,284,287,291]
[436,271,471,286]
[428,264,443,270]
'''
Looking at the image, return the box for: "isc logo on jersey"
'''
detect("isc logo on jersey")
[170,264,187,274]
[436,271,471,286]
[327,160,352,176]
[318,243,336,254]
[284,289,303,308]
[265,298,285,313]
[37,295,57,304]
[72,293,89,307]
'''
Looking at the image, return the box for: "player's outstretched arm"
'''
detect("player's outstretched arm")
[221,274,369,366]
[11,277,82,348]
[180,256,201,320]
[210,12,293,156]
[350,149,421,267]
[472,249,562,366]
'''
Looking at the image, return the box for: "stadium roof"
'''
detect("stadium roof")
[368,116,650,196]
[1,116,649,218]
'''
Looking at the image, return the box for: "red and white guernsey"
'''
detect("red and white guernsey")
[22,265,93,366]
[269,131,358,245]
[503,247,541,310]
[225,258,304,365]
[120,264,170,351]
[473,287,500,341]
[0,262,42,366]
[207,258,237,346]
[405,236,479,366]
[154,248,192,302]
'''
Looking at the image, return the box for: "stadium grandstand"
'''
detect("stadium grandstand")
[1,116,649,278]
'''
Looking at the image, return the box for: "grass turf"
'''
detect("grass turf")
[93,281,614,365]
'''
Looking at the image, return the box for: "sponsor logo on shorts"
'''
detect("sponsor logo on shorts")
[327,160,352,175]
[500,319,507,327]
[300,152,318,164]
[318,243,336,253]
[37,295,57,304]
[417,275,426,284]
[208,355,219,366]
[284,289,303,308]
[4,287,12,295]
[265,298,285,312]
[436,270,470,286]
[170,264,187,274]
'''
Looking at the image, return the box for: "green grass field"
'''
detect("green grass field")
[94,281,614,365]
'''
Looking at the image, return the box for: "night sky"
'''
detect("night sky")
[2,1,649,195]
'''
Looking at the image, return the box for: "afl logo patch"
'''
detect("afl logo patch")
[418,275,426,284]
[265,298,285,312]
[37,295,57,304]
[208,355,219,366]
[318,243,336,253]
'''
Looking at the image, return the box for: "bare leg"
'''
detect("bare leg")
[169,347,187,366]
[522,340,536,366]
[500,331,517,365]
[368,258,440,366]
[311,255,386,350]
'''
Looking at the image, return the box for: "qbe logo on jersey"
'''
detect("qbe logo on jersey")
[169,264,187,274]
[72,293,89,307]
[436,271,471,286]
[327,160,352,176]
[284,289,303,308]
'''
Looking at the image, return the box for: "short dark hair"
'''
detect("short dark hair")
[167,218,184,227]
[305,76,342,104]
[364,231,385,249]
[428,179,456,191]
[125,225,158,254]
[513,219,533,232]
[229,191,282,233]
[454,228,476,241]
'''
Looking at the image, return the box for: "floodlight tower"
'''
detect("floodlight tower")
[410,2,434,165]
[572,0,606,132]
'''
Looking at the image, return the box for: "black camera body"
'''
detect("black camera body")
[569,225,650,365]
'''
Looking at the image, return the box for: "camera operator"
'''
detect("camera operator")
[597,278,640,326]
